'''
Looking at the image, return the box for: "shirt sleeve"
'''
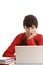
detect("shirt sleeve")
[2,33,23,59]
[37,35,43,45]
[26,34,43,45]
[26,38,36,46]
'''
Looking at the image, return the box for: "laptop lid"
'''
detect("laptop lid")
[15,46,43,63]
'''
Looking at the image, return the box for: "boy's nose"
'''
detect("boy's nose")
[29,28,32,33]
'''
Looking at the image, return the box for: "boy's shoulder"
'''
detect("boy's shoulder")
[35,33,43,40]
[36,33,43,37]
[17,32,26,36]
[15,32,26,38]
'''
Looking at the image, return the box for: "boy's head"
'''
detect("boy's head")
[23,15,38,37]
[23,14,38,28]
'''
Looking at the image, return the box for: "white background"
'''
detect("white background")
[0,0,43,56]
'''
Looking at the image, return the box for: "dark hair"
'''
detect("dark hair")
[23,15,38,28]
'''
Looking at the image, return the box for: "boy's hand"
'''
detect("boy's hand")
[27,32,36,39]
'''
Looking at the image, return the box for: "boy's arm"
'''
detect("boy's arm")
[37,35,43,45]
[26,34,43,45]
[3,43,16,59]
[2,33,22,59]
[26,38,36,45]
[26,32,37,45]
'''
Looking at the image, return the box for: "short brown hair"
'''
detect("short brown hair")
[23,15,38,28]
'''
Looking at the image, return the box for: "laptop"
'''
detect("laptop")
[15,46,43,63]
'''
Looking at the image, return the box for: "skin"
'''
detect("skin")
[24,25,37,39]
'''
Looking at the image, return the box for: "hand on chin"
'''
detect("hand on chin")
[27,32,36,39]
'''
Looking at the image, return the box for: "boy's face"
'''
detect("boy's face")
[24,25,37,38]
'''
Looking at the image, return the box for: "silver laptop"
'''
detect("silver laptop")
[15,46,43,63]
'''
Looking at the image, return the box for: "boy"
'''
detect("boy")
[3,14,43,59]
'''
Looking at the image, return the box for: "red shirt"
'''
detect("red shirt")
[3,32,43,59]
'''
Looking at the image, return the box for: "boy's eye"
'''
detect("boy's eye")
[32,26,34,29]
